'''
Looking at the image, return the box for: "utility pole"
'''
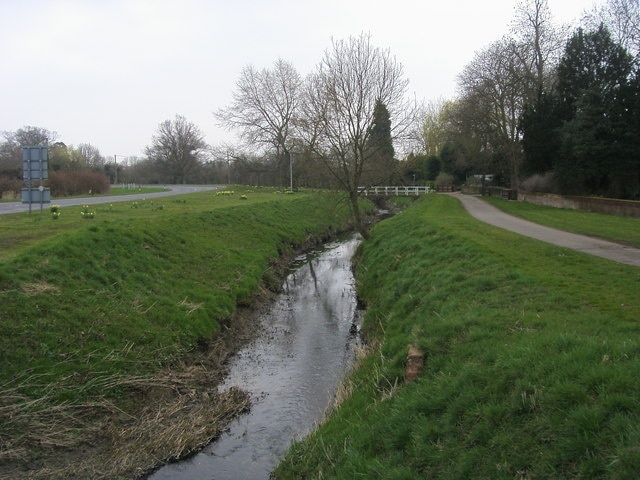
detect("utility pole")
[289,152,293,192]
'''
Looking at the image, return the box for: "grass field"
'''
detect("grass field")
[86,185,169,196]
[0,187,360,477]
[483,196,640,248]
[275,194,640,479]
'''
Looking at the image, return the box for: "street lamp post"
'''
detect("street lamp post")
[114,155,119,185]
[289,152,293,192]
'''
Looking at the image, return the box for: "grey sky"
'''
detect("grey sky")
[0,0,598,160]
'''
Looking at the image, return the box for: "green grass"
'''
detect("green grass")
[0,187,355,406]
[275,194,640,479]
[483,196,640,248]
[103,186,168,195]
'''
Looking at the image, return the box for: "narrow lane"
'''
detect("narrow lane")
[452,193,640,267]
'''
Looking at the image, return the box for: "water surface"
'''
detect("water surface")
[149,235,361,480]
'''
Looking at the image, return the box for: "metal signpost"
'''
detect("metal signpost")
[21,146,50,213]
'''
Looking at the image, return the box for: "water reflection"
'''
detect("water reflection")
[148,235,361,480]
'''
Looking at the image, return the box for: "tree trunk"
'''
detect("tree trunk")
[349,192,370,239]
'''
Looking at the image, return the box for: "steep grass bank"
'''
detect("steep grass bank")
[275,194,640,479]
[0,188,358,478]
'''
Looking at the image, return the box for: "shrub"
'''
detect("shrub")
[520,172,557,193]
[0,176,22,199]
[434,172,454,187]
[48,171,110,197]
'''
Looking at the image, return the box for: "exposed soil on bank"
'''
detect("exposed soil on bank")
[2,303,262,480]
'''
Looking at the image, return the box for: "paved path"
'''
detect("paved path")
[0,185,220,215]
[452,193,640,267]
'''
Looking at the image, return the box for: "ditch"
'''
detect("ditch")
[147,234,363,480]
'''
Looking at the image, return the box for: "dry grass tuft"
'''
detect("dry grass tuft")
[178,297,204,315]
[20,280,59,296]
[109,386,249,478]
[330,342,373,412]
[0,366,250,480]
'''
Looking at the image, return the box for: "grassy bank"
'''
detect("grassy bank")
[483,196,640,248]
[0,187,358,478]
[275,194,640,479]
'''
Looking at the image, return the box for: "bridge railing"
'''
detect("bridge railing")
[358,186,432,196]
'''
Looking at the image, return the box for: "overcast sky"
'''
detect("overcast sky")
[1,0,599,160]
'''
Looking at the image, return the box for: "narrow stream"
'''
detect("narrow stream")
[148,234,362,480]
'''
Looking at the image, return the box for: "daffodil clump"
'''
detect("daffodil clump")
[80,204,95,219]
[50,204,61,220]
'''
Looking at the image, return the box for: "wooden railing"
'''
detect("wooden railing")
[359,186,432,196]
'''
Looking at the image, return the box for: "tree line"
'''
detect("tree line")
[1,33,414,236]
[1,0,638,209]
[417,0,639,199]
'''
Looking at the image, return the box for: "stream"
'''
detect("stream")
[148,234,362,480]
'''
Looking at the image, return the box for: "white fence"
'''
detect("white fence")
[359,186,431,196]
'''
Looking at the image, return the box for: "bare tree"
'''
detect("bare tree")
[457,37,531,187]
[511,0,568,95]
[210,142,249,185]
[7,126,57,147]
[215,59,301,187]
[441,93,498,182]
[0,126,57,176]
[300,33,417,238]
[145,115,208,184]
[74,143,104,169]
[583,0,640,59]
[66,143,104,170]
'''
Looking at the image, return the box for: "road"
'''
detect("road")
[453,193,640,268]
[0,185,220,215]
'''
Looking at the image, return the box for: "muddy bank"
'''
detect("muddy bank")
[1,305,259,480]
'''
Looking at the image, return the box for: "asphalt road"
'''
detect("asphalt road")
[453,193,640,267]
[0,185,221,215]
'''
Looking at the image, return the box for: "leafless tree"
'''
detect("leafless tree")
[215,59,302,187]
[583,0,640,59]
[72,143,104,169]
[511,0,568,95]
[0,126,57,176]
[457,37,531,187]
[299,33,418,238]
[145,115,208,184]
[5,126,57,147]
[210,142,250,185]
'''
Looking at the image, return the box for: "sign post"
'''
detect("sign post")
[21,146,50,213]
